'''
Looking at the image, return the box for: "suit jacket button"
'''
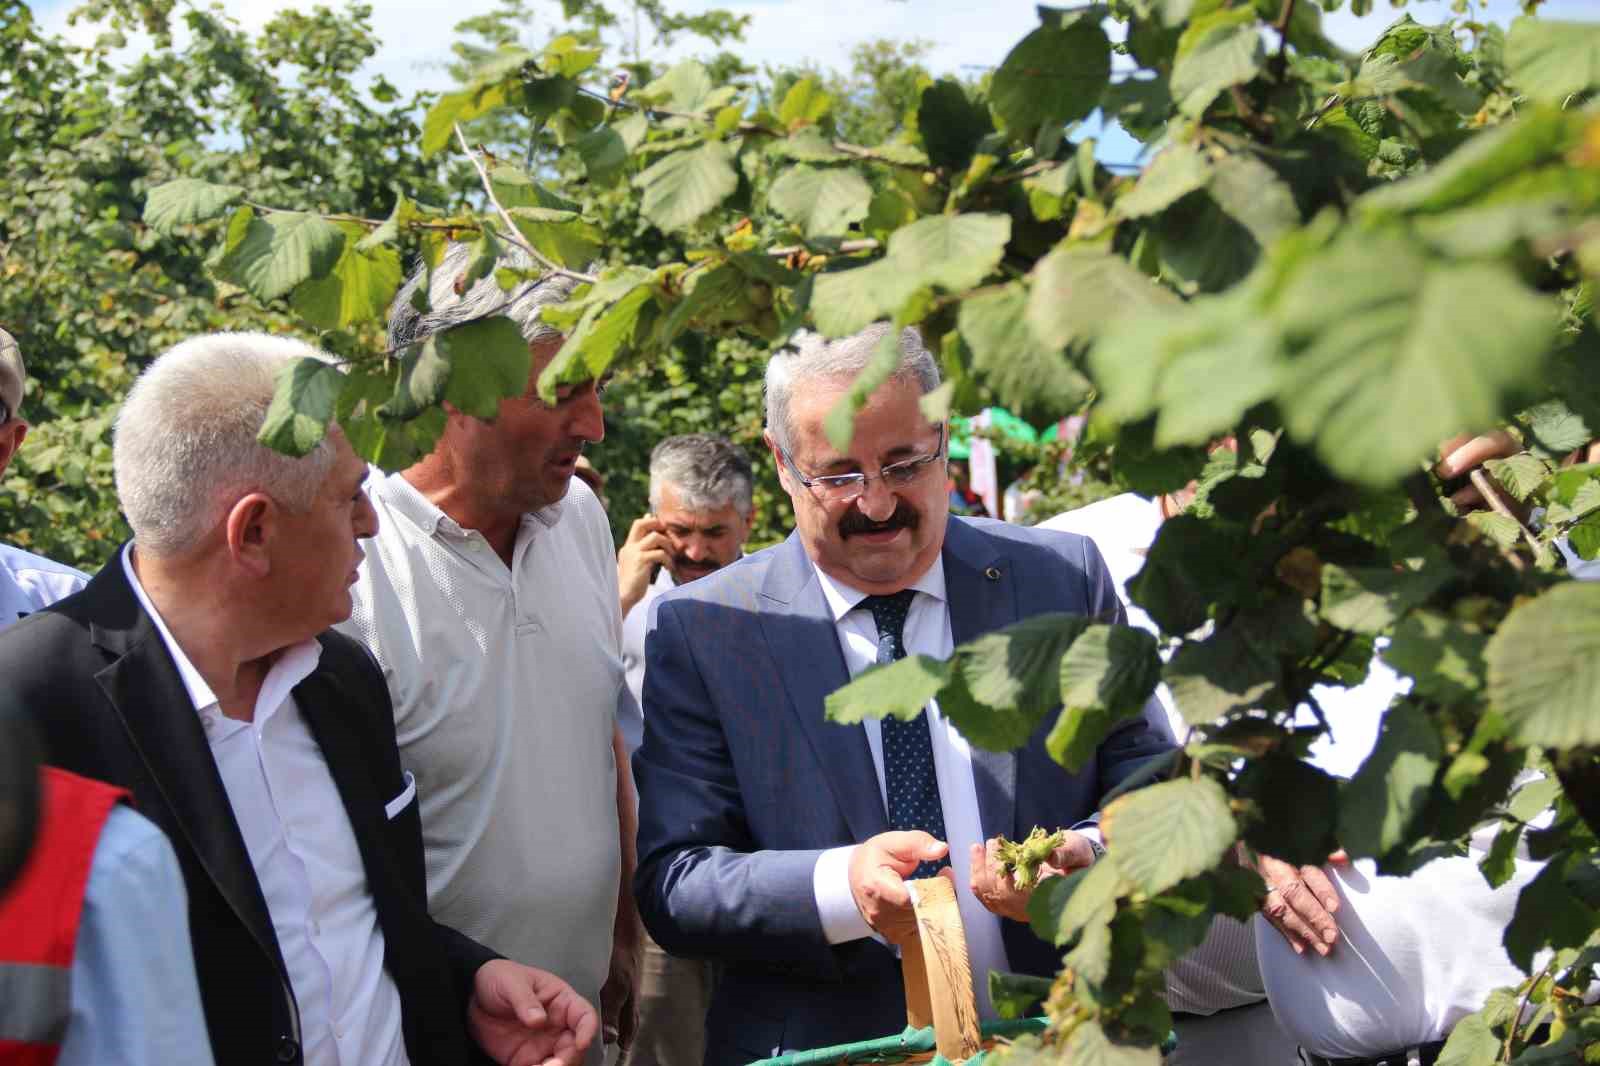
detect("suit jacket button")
[276,1037,299,1063]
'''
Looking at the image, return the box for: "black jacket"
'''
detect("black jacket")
[0,552,497,1066]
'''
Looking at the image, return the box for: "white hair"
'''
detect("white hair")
[648,434,754,516]
[113,332,339,558]
[764,323,941,453]
[388,241,583,349]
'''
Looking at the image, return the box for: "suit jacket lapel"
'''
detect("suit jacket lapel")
[942,519,1020,841]
[89,557,287,982]
[759,534,887,843]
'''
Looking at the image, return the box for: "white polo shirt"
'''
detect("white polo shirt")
[338,471,625,1031]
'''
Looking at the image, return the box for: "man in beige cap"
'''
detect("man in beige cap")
[0,327,90,627]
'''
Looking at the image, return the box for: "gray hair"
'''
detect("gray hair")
[648,434,754,517]
[764,323,941,453]
[113,332,339,558]
[388,240,582,349]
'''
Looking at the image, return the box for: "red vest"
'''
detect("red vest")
[0,768,128,1066]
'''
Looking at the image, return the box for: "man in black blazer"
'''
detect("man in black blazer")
[0,332,596,1066]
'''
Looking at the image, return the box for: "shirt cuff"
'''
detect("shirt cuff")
[1070,825,1106,861]
[813,845,874,945]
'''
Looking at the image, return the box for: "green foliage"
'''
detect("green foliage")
[259,358,345,456]
[768,166,873,238]
[1486,582,1600,748]
[1505,17,1600,103]
[990,21,1111,138]
[634,141,739,232]
[1051,625,1162,772]
[1101,778,1238,896]
[19,0,1595,1058]
[1339,702,1444,861]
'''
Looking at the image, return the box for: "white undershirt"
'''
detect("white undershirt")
[806,558,1014,1020]
[123,546,409,1066]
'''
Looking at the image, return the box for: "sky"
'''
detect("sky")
[36,0,1600,107]
[32,0,1600,170]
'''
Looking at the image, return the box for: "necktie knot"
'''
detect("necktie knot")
[861,590,917,664]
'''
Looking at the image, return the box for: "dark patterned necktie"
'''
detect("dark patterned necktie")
[862,590,949,879]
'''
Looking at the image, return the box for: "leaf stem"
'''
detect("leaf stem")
[1468,468,1541,562]
[1305,93,1343,128]
[240,201,466,233]
[454,123,599,285]
[1504,956,1557,1059]
[1229,86,1276,141]
[571,84,781,137]
[764,238,881,257]
[570,84,929,166]
[1273,0,1296,77]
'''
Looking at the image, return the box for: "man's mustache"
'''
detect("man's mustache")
[838,502,920,539]
[673,556,720,574]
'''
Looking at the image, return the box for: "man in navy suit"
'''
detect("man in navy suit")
[632,325,1175,1064]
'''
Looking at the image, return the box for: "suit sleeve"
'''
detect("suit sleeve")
[1075,534,1180,801]
[631,598,837,975]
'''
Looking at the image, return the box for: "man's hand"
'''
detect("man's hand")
[1436,431,1521,512]
[599,930,640,1051]
[618,515,671,617]
[1255,851,1348,957]
[969,832,1096,923]
[848,830,949,945]
[468,959,599,1066]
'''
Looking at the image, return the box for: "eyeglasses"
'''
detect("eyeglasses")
[778,424,946,503]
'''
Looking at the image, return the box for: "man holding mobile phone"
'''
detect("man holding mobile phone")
[617,434,755,727]
[615,433,753,1066]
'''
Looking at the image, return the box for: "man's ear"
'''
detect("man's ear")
[0,421,28,480]
[763,429,792,494]
[224,493,276,578]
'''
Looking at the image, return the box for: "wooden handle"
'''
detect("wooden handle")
[902,876,982,1062]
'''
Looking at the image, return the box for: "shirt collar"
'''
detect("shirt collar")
[120,543,322,717]
[810,555,947,624]
[378,467,565,539]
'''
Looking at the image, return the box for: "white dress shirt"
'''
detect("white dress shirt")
[0,541,87,627]
[806,559,1014,1020]
[122,546,409,1066]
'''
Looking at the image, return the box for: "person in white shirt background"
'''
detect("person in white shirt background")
[341,242,641,1065]
[1040,430,1600,1066]
[614,432,753,1066]
[0,327,89,625]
